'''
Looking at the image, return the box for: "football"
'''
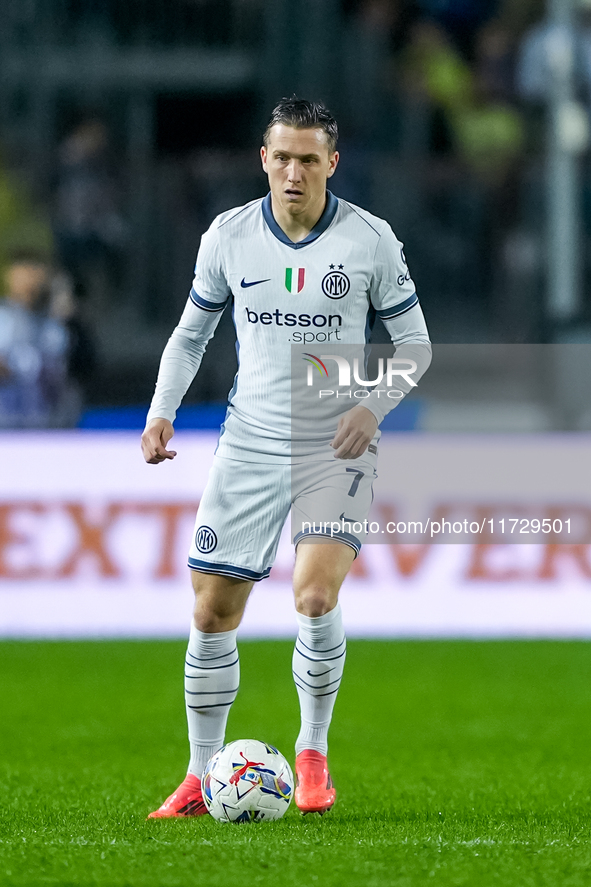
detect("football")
[202,739,294,822]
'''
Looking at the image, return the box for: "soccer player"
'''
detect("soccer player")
[141,97,431,817]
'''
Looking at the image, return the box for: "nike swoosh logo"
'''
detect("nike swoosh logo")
[307,668,333,677]
[339,511,359,523]
[240,277,271,288]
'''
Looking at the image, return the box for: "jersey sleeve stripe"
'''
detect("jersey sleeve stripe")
[376,293,419,320]
[190,288,229,312]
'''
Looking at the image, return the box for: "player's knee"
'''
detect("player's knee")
[294,585,337,618]
[193,608,232,633]
[192,597,242,632]
[191,571,250,632]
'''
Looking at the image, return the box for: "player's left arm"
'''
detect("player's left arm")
[330,403,380,460]
[331,228,432,460]
[330,306,431,459]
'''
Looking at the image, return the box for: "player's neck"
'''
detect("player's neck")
[270,193,327,244]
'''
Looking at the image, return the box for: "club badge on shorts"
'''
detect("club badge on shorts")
[195,525,218,554]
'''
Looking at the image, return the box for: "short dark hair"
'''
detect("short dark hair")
[263,97,338,153]
[7,249,50,268]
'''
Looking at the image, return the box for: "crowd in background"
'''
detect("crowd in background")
[1,0,589,426]
[0,251,96,427]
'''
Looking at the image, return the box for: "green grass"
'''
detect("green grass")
[2,640,591,886]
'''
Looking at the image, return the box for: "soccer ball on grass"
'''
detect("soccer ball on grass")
[202,739,293,822]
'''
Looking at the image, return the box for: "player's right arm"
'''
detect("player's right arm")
[141,417,176,463]
[142,224,230,465]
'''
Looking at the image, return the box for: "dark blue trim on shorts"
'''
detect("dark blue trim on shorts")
[293,528,361,557]
[188,557,272,582]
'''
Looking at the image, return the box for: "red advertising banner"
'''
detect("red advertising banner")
[1,432,590,637]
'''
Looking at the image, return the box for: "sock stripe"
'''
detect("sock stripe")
[294,645,346,664]
[187,701,234,710]
[186,648,238,662]
[293,682,340,698]
[185,686,240,696]
[184,656,239,671]
[296,637,346,655]
[291,671,343,691]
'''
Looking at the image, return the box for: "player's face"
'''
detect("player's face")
[261,124,339,219]
[6,262,49,309]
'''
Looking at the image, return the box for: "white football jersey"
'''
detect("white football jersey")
[147,191,430,462]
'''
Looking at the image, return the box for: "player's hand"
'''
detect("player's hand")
[141,417,177,464]
[330,405,378,460]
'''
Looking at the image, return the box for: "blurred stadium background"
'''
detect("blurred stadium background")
[1,0,591,638]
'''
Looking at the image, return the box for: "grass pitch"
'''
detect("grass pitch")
[1,639,591,887]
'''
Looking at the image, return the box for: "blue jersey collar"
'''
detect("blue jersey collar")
[262,191,338,249]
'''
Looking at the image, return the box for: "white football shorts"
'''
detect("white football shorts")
[188,450,377,581]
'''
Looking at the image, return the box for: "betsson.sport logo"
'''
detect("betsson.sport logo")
[244,307,342,343]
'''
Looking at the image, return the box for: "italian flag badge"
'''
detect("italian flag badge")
[285,267,306,293]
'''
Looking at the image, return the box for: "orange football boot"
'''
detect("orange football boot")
[147,773,208,819]
[294,749,336,814]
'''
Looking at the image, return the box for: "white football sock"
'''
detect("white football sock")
[185,622,239,779]
[292,604,346,756]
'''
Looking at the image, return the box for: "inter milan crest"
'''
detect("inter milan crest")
[322,264,350,300]
[285,268,305,293]
[195,525,217,554]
